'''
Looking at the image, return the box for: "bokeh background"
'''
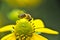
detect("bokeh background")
[0,0,60,40]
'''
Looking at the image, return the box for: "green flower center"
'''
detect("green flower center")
[15,19,34,40]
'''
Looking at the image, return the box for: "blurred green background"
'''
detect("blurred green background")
[0,0,60,40]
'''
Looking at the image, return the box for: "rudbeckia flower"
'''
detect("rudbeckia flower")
[0,14,59,40]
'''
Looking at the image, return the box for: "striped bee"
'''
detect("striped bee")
[18,13,32,21]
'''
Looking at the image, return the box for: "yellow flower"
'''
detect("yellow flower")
[4,0,42,8]
[0,18,59,40]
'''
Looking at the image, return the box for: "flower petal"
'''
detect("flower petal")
[35,28,59,34]
[30,34,48,40]
[0,25,15,32]
[1,33,16,40]
[32,19,45,28]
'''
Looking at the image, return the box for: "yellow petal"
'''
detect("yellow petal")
[35,28,59,34]
[1,33,16,40]
[0,25,15,32]
[32,19,45,28]
[30,33,48,40]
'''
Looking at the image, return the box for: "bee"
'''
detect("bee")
[18,13,32,21]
